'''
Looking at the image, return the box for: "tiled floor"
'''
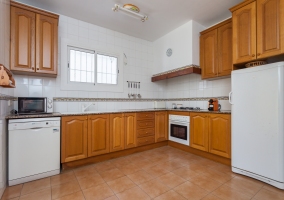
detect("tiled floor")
[2,146,284,200]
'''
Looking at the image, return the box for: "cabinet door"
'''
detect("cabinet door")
[257,0,284,59]
[232,1,256,64]
[200,29,218,79]
[218,21,232,77]
[124,113,136,149]
[155,111,168,142]
[35,14,58,75]
[110,114,124,152]
[61,116,88,163]
[88,114,110,157]
[190,113,208,151]
[10,6,35,72]
[208,114,231,158]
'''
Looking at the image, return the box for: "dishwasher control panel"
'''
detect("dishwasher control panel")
[8,118,60,131]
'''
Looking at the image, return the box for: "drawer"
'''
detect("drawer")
[137,136,155,146]
[136,112,155,120]
[137,128,155,138]
[136,120,154,129]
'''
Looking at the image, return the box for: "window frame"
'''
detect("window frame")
[61,39,124,92]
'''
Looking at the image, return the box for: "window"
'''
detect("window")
[68,46,118,85]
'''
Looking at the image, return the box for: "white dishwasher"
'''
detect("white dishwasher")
[8,117,60,186]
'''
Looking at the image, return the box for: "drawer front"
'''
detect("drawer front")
[136,120,155,129]
[137,128,155,138]
[137,136,155,146]
[136,112,155,120]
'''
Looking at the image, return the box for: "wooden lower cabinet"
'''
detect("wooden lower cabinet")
[155,111,168,142]
[88,114,110,157]
[208,114,231,158]
[136,112,155,146]
[190,112,231,158]
[61,116,88,163]
[124,113,137,149]
[110,114,124,152]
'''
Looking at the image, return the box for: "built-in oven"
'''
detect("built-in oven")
[169,114,190,146]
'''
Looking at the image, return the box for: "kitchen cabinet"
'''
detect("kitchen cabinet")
[200,18,232,79]
[155,111,168,142]
[136,112,155,146]
[110,114,124,152]
[10,1,58,77]
[190,112,231,158]
[124,113,137,149]
[88,114,110,157]
[61,116,88,163]
[230,0,284,65]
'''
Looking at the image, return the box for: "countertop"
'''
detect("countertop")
[6,109,231,119]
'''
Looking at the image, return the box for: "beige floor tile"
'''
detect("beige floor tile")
[21,178,50,195]
[201,194,222,200]
[138,179,170,198]
[1,184,23,200]
[143,165,169,178]
[54,191,85,200]
[104,196,119,200]
[127,170,154,185]
[154,190,186,200]
[116,186,150,200]
[19,188,51,200]
[109,157,130,168]
[156,172,186,188]
[132,159,158,169]
[51,180,81,199]
[172,166,199,180]
[200,168,234,183]
[117,163,141,175]
[188,174,223,192]
[174,181,209,200]
[5,198,19,200]
[93,161,116,173]
[253,188,284,200]
[77,173,105,190]
[225,175,263,197]
[50,171,76,186]
[73,165,98,179]
[107,176,136,194]
[82,183,114,200]
[185,162,210,174]
[212,185,251,200]
[262,184,284,195]
[99,168,125,182]
[156,160,185,171]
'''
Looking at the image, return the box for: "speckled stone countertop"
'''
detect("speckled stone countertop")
[6,109,231,119]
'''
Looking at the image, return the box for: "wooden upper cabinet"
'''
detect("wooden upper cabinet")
[232,1,256,64]
[124,113,137,149]
[61,116,88,163]
[257,0,284,59]
[36,14,58,75]
[10,6,35,72]
[218,22,233,76]
[155,111,168,142]
[200,19,232,79]
[200,29,218,79]
[88,114,110,157]
[208,114,231,158]
[10,1,59,77]
[190,113,208,151]
[110,114,124,152]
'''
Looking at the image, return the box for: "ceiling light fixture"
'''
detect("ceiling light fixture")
[112,4,148,22]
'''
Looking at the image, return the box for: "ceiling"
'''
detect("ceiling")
[14,0,243,41]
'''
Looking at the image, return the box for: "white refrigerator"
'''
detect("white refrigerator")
[230,62,284,189]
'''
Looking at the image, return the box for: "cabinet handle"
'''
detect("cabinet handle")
[257,53,261,56]
[32,67,35,70]
[37,68,39,70]
[252,54,255,57]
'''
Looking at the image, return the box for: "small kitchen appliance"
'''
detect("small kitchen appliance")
[18,97,53,114]
[208,98,219,111]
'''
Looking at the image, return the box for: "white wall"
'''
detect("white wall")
[14,15,163,113]
[0,0,14,196]
[153,20,231,110]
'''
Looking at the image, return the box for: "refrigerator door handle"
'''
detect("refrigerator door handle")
[229,91,233,105]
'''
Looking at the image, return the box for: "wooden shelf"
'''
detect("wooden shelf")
[0,64,16,88]
[151,65,201,82]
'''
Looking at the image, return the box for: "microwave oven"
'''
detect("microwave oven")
[18,97,53,114]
